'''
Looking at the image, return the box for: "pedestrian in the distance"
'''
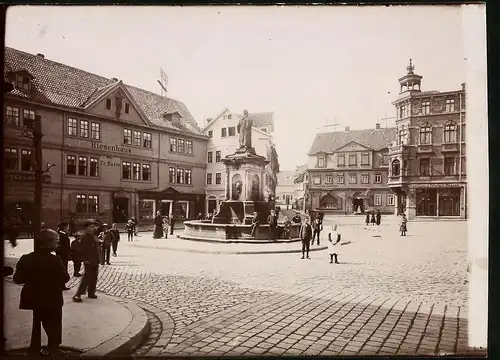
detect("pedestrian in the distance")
[267,210,278,241]
[125,220,134,242]
[162,215,170,239]
[376,210,381,226]
[327,225,341,264]
[131,216,139,236]
[13,229,70,357]
[110,223,120,257]
[299,218,313,259]
[170,214,176,236]
[98,224,113,265]
[312,218,323,245]
[365,211,370,226]
[153,211,164,239]
[73,221,100,302]
[400,213,408,236]
[56,222,71,290]
[371,212,376,226]
[250,211,259,237]
[196,212,203,220]
[70,235,83,277]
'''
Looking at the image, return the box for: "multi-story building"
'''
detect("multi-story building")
[306,125,397,214]
[388,60,467,219]
[275,170,295,208]
[3,47,208,229]
[202,108,279,214]
[293,163,308,211]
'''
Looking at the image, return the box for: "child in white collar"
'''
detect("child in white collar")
[328,224,341,264]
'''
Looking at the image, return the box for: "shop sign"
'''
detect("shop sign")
[409,183,462,188]
[5,172,51,183]
[100,159,121,167]
[91,142,131,154]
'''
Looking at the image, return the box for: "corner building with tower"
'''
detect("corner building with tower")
[388,60,467,219]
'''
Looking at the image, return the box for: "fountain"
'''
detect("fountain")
[181,110,302,243]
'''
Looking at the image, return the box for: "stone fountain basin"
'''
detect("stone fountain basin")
[180,220,302,244]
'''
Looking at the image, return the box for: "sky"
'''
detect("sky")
[6,5,468,170]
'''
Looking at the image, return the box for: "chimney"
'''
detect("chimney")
[461,83,466,91]
[111,77,119,82]
[345,126,350,132]
[36,53,45,59]
[375,123,381,130]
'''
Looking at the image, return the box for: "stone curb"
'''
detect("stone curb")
[128,242,328,255]
[81,295,149,357]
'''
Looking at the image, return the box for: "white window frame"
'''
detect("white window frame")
[325,175,333,184]
[313,176,321,185]
[374,173,382,184]
[387,194,395,206]
[349,174,357,184]
[337,174,344,184]
[361,174,369,184]
[374,194,382,206]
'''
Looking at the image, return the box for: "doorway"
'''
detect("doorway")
[208,199,217,215]
[160,200,172,217]
[113,197,129,223]
[416,189,437,216]
[352,198,364,213]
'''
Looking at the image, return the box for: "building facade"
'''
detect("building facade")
[292,164,308,211]
[306,125,397,214]
[388,60,467,219]
[202,108,279,214]
[275,170,295,208]
[3,47,208,229]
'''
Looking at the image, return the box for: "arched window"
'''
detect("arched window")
[443,122,457,143]
[391,159,401,177]
[320,196,338,209]
[419,123,432,145]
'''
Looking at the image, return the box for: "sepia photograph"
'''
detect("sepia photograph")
[2,4,488,357]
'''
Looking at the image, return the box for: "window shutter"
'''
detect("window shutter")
[69,193,77,213]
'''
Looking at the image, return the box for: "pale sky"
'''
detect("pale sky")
[6,5,467,170]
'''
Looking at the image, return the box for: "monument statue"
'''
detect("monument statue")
[238,109,253,149]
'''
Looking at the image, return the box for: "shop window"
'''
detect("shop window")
[21,149,33,171]
[78,156,88,176]
[320,196,338,209]
[76,194,87,213]
[88,195,99,213]
[142,164,151,181]
[91,122,100,140]
[133,131,141,146]
[169,167,176,183]
[67,155,77,175]
[139,199,155,220]
[5,106,20,126]
[5,148,18,170]
[79,120,89,138]
[133,163,140,180]
[122,161,131,179]
[90,157,99,177]
[143,132,152,148]
[185,169,192,185]
[123,129,132,145]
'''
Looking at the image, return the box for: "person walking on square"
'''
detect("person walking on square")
[267,210,278,241]
[73,221,100,302]
[110,223,120,257]
[328,224,341,264]
[365,211,370,226]
[300,218,313,259]
[250,211,259,237]
[400,213,408,236]
[98,224,113,265]
[376,210,381,226]
[131,216,139,236]
[153,211,164,239]
[13,229,70,357]
[170,214,176,236]
[312,218,323,245]
[70,235,83,277]
[371,212,376,226]
[56,222,71,290]
[125,220,134,242]
[162,215,170,238]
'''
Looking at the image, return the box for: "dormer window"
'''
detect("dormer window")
[317,155,326,168]
[15,74,30,91]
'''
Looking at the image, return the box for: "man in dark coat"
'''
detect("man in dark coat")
[13,229,70,356]
[299,218,313,259]
[73,221,100,302]
[169,214,176,236]
[267,210,278,241]
[376,210,381,225]
[153,211,164,239]
[311,218,323,246]
[70,235,83,277]
[56,222,71,290]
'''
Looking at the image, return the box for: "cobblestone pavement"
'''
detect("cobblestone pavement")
[5,216,479,356]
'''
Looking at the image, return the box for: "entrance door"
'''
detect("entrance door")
[113,197,129,223]
[352,198,364,213]
[208,199,217,215]
[160,200,172,217]
[416,189,437,216]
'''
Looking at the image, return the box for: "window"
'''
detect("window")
[207,151,213,163]
[391,160,401,177]
[80,120,89,138]
[461,126,465,142]
[123,129,132,145]
[317,156,326,168]
[382,153,389,165]
[337,155,345,166]
[361,153,370,165]
[177,168,185,184]
[143,133,152,148]
[422,101,431,115]
[325,175,333,184]
[207,173,213,185]
[125,103,130,114]
[361,174,369,184]
[216,151,221,162]
[88,195,99,213]
[374,173,382,184]
[337,174,344,184]
[185,169,192,185]
[23,109,36,127]
[91,122,100,140]
[216,173,222,184]
[186,140,193,155]
[208,130,213,138]
[445,99,455,112]
[5,148,18,170]
[122,161,131,179]
[133,163,141,180]
[374,194,382,206]
[221,128,227,138]
[178,139,185,154]
[169,167,176,183]
[90,157,99,177]
[419,124,432,145]
[419,158,431,176]
[68,118,77,136]
[16,74,30,90]
[228,126,236,136]
[5,106,20,126]
[444,157,456,175]
[228,114,232,119]
[67,155,77,175]
[76,195,87,213]
[142,164,151,181]
[399,104,407,119]
[106,99,111,110]
[133,131,141,146]
[349,174,357,184]
[387,194,395,206]
[78,156,88,176]
[349,154,357,166]
[397,126,407,145]
[444,123,457,143]
[170,138,177,152]
[313,176,321,185]
[21,149,33,171]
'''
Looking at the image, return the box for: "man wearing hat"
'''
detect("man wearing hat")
[13,229,70,356]
[98,223,113,265]
[56,222,71,290]
[73,220,100,302]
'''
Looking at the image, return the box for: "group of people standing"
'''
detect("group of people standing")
[365,210,382,226]
[153,211,176,239]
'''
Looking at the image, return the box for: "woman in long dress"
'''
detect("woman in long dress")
[153,211,164,239]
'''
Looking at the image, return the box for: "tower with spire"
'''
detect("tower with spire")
[398,58,423,94]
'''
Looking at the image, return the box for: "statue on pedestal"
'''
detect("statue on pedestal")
[238,109,253,149]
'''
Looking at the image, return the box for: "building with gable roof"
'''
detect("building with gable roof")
[293,163,308,211]
[306,124,397,214]
[202,108,279,215]
[275,170,296,208]
[388,60,467,219]
[3,47,209,229]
